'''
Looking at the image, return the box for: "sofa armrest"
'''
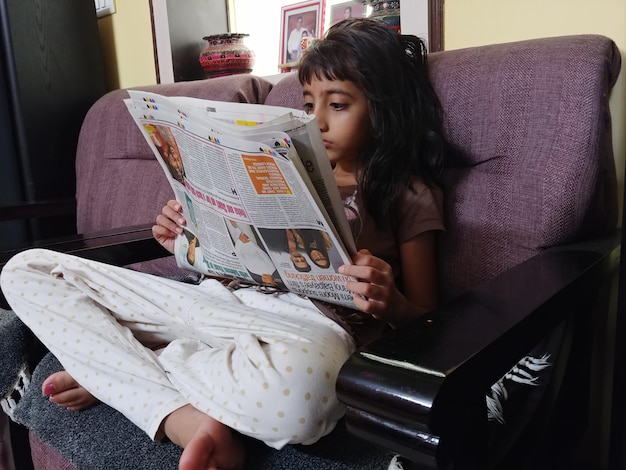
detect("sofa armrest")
[0,224,169,309]
[336,232,621,468]
[0,224,168,267]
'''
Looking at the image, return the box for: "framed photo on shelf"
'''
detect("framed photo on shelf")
[328,1,365,26]
[279,0,324,66]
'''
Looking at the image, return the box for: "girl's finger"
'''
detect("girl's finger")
[161,206,186,225]
[155,214,179,232]
[153,221,181,237]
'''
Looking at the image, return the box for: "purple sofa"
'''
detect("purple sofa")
[73,36,620,296]
[0,34,622,469]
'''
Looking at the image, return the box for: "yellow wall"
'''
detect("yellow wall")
[445,0,626,218]
[97,1,156,90]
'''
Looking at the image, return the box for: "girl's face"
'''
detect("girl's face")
[302,77,370,168]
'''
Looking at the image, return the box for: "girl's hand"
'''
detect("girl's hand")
[340,232,439,326]
[152,200,185,254]
[339,249,401,320]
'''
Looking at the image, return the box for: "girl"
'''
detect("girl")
[1,18,445,470]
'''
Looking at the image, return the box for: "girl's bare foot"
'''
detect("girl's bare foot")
[42,371,99,411]
[163,405,245,470]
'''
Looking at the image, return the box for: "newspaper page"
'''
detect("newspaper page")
[125,91,357,309]
[149,95,357,255]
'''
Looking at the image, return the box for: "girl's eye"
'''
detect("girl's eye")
[303,103,314,114]
[331,103,347,110]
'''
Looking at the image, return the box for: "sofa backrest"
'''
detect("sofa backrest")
[431,35,620,299]
[74,35,620,300]
[262,35,621,301]
[264,73,306,109]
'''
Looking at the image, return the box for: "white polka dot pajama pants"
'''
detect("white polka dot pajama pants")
[0,248,355,449]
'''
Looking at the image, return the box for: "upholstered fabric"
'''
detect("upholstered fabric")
[264,72,305,108]
[430,35,619,299]
[29,433,77,470]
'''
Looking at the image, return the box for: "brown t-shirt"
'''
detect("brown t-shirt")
[313,177,445,346]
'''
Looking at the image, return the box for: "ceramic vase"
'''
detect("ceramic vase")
[199,33,255,78]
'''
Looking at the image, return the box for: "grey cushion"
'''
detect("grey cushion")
[18,353,395,469]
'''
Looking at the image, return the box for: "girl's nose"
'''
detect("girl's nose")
[315,110,328,132]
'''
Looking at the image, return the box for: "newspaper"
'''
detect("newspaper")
[125,90,358,309]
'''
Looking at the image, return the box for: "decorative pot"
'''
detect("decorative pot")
[199,33,255,78]
[363,0,401,32]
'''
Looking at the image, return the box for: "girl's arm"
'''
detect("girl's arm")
[152,199,186,254]
[339,231,438,326]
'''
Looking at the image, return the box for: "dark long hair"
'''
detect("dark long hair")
[298,19,444,228]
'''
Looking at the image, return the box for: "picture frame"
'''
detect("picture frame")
[279,0,324,65]
[329,1,365,26]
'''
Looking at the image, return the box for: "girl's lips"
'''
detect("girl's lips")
[323,140,332,148]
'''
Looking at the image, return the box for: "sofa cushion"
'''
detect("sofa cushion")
[428,35,619,299]
[264,72,305,109]
[16,353,396,470]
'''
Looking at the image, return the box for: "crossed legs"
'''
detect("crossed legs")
[1,249,354,469]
